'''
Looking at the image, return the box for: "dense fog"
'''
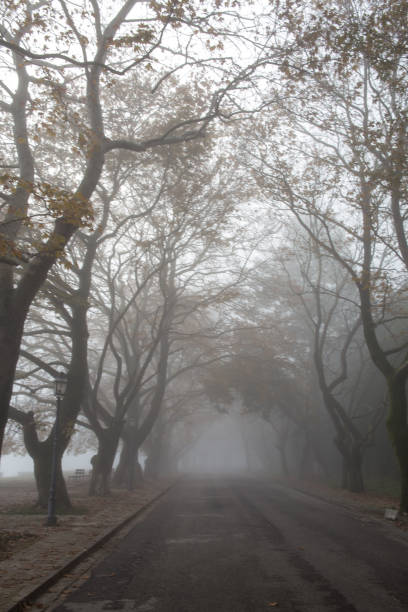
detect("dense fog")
[0,0,406,513]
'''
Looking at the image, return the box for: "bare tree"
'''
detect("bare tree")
[247,0,408,510]
[0,0,271,456]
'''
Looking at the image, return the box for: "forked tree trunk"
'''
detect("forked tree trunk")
[113,437,143,490]
[10,408,72,509]
[89,427,122,496]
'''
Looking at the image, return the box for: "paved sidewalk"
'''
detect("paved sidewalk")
[0,478,173,611]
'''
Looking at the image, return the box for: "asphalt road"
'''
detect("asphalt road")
[52,478,408,612]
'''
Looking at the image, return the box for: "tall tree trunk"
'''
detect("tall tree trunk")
[305,427,331,481]
[387,375,408,512]
[112,443,128,487]
[349,444,364,493]
[113,435,143,490]
[145,434,177,479]
[89,426,122,496]
[144,443,161,479]
[341,456,349,490]
[32,442,71,509]
[0,310,25,455]
[125,332,172,482]
[336,436,365,493]
[358,277,408,510]
[126,448,143,490]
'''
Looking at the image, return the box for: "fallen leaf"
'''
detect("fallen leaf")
[268,603,278,607]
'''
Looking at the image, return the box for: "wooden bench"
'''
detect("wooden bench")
[70,468,87,479]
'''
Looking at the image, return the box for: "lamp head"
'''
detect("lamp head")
[55,371,68,398]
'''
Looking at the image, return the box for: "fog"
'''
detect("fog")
[180,415,250,475]
[0,0,405,514]
[177,413,281,478]
[0,452,95,478]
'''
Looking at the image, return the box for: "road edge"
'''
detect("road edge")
[5,480,176,612]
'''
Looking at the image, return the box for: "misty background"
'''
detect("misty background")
[0,0,406,512]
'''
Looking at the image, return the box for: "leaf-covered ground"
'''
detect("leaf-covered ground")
[0,528,38,561]
[0,476,172,610]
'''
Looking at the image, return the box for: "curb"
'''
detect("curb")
[283,482,408,535]
[6,481,176,612]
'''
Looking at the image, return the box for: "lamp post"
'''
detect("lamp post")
[45,371,68,527]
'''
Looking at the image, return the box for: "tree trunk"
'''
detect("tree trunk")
[341,456,348,490]
[145,435,178,479]
[348,445,364,493]
[89,426,122,496]
[112,443,128,487]
[341,459,364,493]
[0,315,25,456]
[121,331,172,483]
[306,428,331,480]
[8,267,91,506]
[32,442,71,509]
[113,436,143,490]
[9,407,72,509]
[336,436,365,493]
[126,450,143,490]
[387,376,408,512]
[144,444,161,479]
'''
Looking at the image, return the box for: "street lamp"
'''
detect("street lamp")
[45,370,68,527]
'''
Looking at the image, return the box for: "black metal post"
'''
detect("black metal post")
[45,394,61,527]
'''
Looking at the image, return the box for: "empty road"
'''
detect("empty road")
[51,478,408,611]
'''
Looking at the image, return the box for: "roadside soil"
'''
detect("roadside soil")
[0,476,172,611]
[285,476,408,530]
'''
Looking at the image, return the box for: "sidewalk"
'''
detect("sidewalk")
[0,477,174,611]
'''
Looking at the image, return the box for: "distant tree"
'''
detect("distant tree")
[203,311,328,480]
[278,231,385,492]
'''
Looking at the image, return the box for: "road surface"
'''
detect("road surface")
[51,477,408,611]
